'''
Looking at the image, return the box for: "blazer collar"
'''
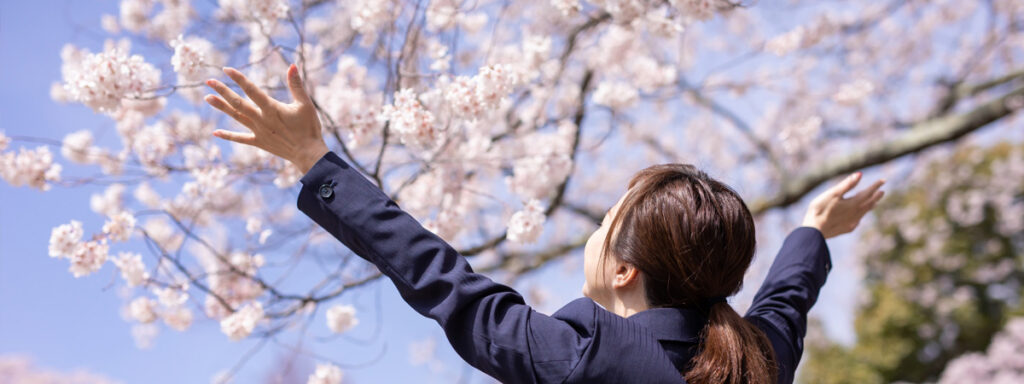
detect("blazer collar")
[628,306,708,343]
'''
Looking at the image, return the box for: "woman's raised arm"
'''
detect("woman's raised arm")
[204,64,593,384]
[744,172,885,384]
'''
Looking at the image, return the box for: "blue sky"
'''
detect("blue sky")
[0,1,873,383]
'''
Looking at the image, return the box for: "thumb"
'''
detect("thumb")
[287,63,312,106]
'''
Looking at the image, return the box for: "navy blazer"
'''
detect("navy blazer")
[296,151,832,383]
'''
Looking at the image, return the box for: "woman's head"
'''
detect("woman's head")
[581,163,756,310]
[581,163,777,384]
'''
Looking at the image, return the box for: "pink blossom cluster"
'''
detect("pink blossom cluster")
[60,129,126,175]
[127,285,195,332]
[159,304,194,332]
[0,145,62,191]
[131,121,176,172]
[128,297,158,323]
[56,40,161,114]
[425,0,458,31]
[589,0,730,23]
[111,252,149,286]
[102,211,137,242]
[91,184,126,218]
[348,0,395,36]
[381,88,441,149]
[833,79,875,105]
[48,221,85,260]
[938,318,1024,383]
[170,35,224,103]
[395,163,475,241]
[587,25,677,107]
[593,81,640,109]
[216,0,289,25]
[48,221,109,277]
[765,26,806,56]
[505,121,576,200]
[325,304,359,333]
[507,199,546,244]
[61,130,98,164]
[442,65,521,121]
[182,165,230,200]
[48,210,137,279]
[551,0,582,17]
[245,217,273,245]
[317,56,383,148]
[47,217,140,280]
[117,0,193,41]
[219,301,264,341]
[306,363,343,384]
[425,0,487,33]
[778,115,823,155]
[196,250,265,320]
[671,0,727,21]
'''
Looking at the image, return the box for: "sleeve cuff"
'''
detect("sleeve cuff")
[793,226,826,242]
[299,150,346,187]
[789,226,832,275]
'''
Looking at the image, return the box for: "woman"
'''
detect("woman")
[204,64,885,383]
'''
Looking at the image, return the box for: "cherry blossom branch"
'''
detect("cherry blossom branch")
[933,68,1024,117]
[477,233,591,276]
[137,208,384,317]
[678,76,787,180]
[749,83,1024,214]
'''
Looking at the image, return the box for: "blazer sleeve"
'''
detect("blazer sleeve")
[743,226,831,384]
[295,151,589,383]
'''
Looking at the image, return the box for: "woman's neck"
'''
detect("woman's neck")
[609,287,650,318]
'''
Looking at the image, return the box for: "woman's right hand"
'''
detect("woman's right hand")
[802,172,886,239]
[204,63,329,174]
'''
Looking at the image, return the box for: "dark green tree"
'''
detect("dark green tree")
[801,142,1024,383]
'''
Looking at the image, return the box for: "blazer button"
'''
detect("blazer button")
[319,184,334,199]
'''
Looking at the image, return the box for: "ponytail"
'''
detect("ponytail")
[685,302,777,384]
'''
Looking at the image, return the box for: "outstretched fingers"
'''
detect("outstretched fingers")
[223,67,275,109]
[205,94,257,129]
[206,79,261,119]
[861,189,885,209]
[851,179,886,203]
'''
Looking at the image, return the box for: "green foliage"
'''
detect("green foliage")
[800,142,1024,383]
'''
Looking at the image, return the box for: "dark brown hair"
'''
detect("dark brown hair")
[600,163,777,384]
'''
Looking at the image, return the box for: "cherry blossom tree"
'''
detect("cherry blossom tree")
[2,0,1022,381]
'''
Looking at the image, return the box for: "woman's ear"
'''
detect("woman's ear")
[611,263,642,289]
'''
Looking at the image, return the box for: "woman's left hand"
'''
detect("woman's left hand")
[204,63,329,174]
[801,172,886,239]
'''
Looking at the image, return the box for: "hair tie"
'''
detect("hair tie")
[702,296,728,307]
